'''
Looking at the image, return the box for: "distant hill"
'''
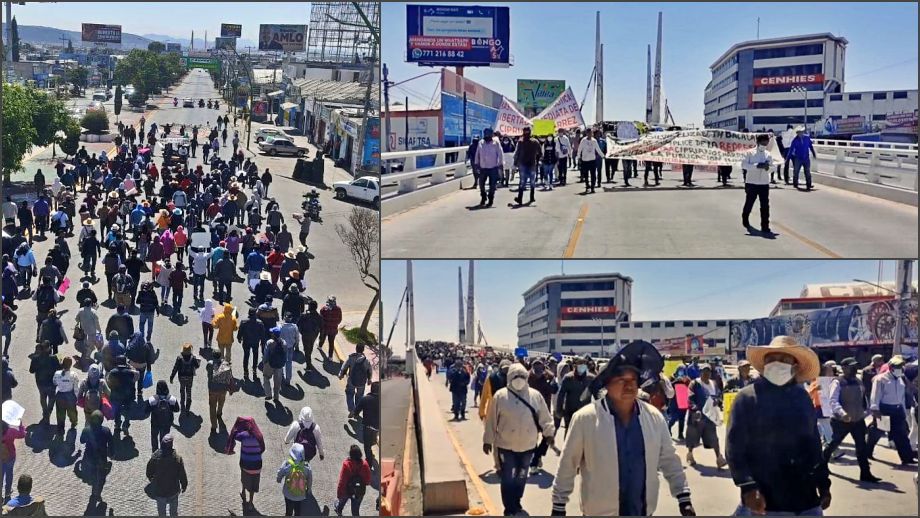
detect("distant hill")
[2,23,153,50]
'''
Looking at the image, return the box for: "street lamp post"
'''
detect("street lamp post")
[791,86,808,129]
[593,316,606,358]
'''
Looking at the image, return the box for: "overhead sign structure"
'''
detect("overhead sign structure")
[81,23,122,44]
[215,37,237,51]
[406,4,510,67]
[517,79,565,114]
[221,23,243,38]
[258,24,307,52]
[182,56,221,73]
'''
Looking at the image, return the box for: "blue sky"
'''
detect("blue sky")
[9,2,314,47]
[382,260,917,354]
[382,2,919,125]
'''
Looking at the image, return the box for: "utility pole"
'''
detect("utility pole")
[5,2,13,80]
[354,38,376,176]
[382,63,391,152]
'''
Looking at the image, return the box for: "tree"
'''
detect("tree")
[59,118,81,157]
[147,41,165,54]
[1,84,37,186]
[10,17,19,62]
[128,91,148,108]
[115,49,162,98]
[335,207,380,339]
[80,110,110,134]
[114,85,123,119]
[66,66,89,96]
[29,89,70,156]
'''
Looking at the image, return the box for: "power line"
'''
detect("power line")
[847,57,918,79]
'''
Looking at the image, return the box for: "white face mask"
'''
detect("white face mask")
[757,145,767,151]
[763,361,795,386]
[892,369,904,378]
[576,365,588,375]
[510,378,527,392]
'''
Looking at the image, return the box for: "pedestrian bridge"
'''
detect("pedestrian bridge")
[381,140,918,259]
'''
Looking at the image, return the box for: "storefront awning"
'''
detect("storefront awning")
[266,90,284,98]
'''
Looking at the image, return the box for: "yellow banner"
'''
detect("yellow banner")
[532,119,556,137]
[663,359,682,379]
[723,392,738,428]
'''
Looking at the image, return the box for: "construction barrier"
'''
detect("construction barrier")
[380,459,403,517]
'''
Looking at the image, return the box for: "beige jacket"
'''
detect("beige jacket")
[552,397,691,516]
[483,364,554,452]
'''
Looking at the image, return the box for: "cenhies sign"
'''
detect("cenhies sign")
[754,74,825,86]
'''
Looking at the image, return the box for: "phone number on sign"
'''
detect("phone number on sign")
[411,49,466,58]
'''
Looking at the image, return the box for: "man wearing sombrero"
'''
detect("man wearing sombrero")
[726,336,832,516]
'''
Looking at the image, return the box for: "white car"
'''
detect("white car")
[182,98,194,108]
[254,127,287,143]
[333,176,380,209]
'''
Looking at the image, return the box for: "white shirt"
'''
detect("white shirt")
[555,135,572,158]
[741,147,774,185]
[577,138,602,162]
[53,369,79,394]
[870,371,907,412]
[2,201,17,220]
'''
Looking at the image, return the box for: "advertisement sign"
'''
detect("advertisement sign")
[560,306,617,315]
[494,97,530,137]
[407,4,510,67]
[258,24,307,52]
[441,68,503,109]
[252,101,268,116]
[165,42,181,53]
[221,23,243,38]
[533,87,585,131]
[753,73,824,87]
[182,57,221,73]
[884,111,918,135]
[81,23,122,44]
[606,129,783,167]
[655,336,689,355]
[362,117,381,170]
[388,115,441,151]
[834,116,867,135]
[517,79,566,114]
[214,37,237,51]
[441,92,498,144]
[729,299,919,350]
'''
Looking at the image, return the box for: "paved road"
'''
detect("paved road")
[413,369,918,516]
[4,69,379,516]
[382,167,918,259]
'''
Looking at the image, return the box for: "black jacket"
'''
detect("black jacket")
[237,317,266,348]
[726,378,830,513]
[136,289,159,313]
[146,449,188,498]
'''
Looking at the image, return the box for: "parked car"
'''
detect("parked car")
[333,176,380,209]
[254,127,287,143]
[182,98,194,108]
[92,91,107,102]
[87,101,106,113]
[258,138,308,157]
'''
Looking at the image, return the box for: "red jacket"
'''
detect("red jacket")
[336,458,371,499]
[320,304,342,335]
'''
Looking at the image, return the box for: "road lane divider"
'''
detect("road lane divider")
[563,202,589,258]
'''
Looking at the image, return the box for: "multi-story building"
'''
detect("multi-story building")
[704,33,847,132]
[517,273,633,356]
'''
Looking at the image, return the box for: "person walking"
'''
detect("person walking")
[869,355,917,465]
[226,416,266,513]
[319,296,342,358]
[1,420,26,503]
[474,128,503,207]
[199,299,216,350]
[685,364,727,469]
[276,443,312,516]
[213,303,239,364]
[2,474,46,515]
[52,357,80,435]
[351,382,380,467]
[145,380,180,454]
[483,363,555,516]
[788,126,816,191]
[339,343,373,414]
[106,356,138,436]
[576,132,602,193]
[726,336,832,516]
[76,364,110,422]
[512,127,542,206]
[551,341,695,517]
[28,341,60,423]
[238,308,266,380]
[447,359,471,420]
[169,344,201,417]
[279,313,300,384]
[284,406,326,463]
[822,357,881,482]
[206,350,236,434]
[297,299,322,372]
[78,410,112,507]
[262,328,286,403]
[556,356,595,436]
[555,129,571,186]
[333,445,371,517]
[136,282,160,342]
[146,434,188,516]
[741,133,775,234]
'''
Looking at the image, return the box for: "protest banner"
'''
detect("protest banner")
[723,391,738,427]
[606,129,782,167]
[494,97,530,137]
[533,87,585,131]
[532,119,556,137]
[663,359,683,379]
[675,384,690,410]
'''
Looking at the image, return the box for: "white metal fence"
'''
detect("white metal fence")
[381,147,468,195]
[813,139,918,192]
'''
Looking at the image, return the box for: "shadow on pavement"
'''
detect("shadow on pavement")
[241,376,266,398]
[25,423,53,453]
[49,428,80,467]
[175,412,203,437]
[265,400,293,426]
[526,470,555,489]
[279,382,304,401]
[110,433,139,462]
[299,366,330,389]
[207,428,229,453]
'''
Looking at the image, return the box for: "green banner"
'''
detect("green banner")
[517,79,565,113]
[182,56,221,73]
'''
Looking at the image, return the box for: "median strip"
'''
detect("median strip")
[564,202,589,258]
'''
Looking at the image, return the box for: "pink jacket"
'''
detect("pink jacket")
[1,424,26,459]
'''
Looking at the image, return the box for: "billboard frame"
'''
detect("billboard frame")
[221,23,243,38]
[258,24,308,52]
[406,4,510,68]
[81,23,122,44]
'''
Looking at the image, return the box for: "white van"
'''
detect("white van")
[92,91,107,102]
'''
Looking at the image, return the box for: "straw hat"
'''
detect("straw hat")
[83,218,93,226]
[259,271,271,281]
[284,251,296,260]
[746,335,820,383]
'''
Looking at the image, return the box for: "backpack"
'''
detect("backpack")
[269,342,286,369]
[284,459,308,499]
[346,467,366,498]
[177,355,197,377]
[212,361,235,391]
[36,287,55,313]
[152,396,173,425]
[114,275,131,294]
[295,422,318,462]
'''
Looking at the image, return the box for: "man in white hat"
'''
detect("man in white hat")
[726,336,831,516]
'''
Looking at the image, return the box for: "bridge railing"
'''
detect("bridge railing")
[381,147,469,194]
[812,139,918,192]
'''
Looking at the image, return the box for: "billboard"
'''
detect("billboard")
[517,79,565,114]
[729,299,919,351]
[258,24,307,52]
[221,23,243,38]
[165,42,181,53]
[182,57,221,73]
[362,117,381,170]
[406,4,510,67]
[215,37,237,51]
[441,92,498,144]
[884,110,918,135]
[561,306,617,315]
[388,115,441,151]
[81,23,122,44]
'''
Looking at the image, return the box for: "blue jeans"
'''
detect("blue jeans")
[479,167,500,204]
[334,494,364,516]
[451,389,468,417]
[345,383,366,414]
[542,163,555,187]
[1,459,14,496]
[155,493,179,516]
[734,504,822,516]
[498,448,535,516]
[284,348,293,383]
[160,284,171,302]
[518,164,536,194]
[139,311,155,340]
[112,399,131,431]
[793,158,812,188]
